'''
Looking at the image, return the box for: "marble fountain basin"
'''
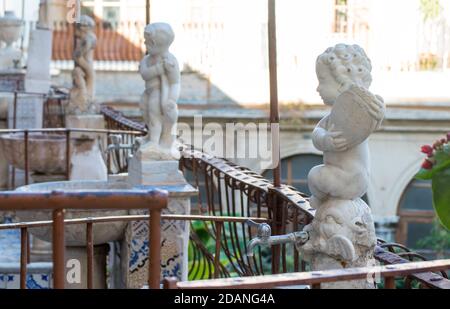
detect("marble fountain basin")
[0,132,96,175]
[15,180,133,246]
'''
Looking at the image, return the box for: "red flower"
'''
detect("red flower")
[421,145,433,155]
[422,159,434,170]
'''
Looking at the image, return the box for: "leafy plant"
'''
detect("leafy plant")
[417,219,450,258]
[416,133,450,230]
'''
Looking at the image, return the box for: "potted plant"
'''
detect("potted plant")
[416,132,450,230]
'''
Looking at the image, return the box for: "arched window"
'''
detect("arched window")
[263,154,323,195]
[397,179,435,250]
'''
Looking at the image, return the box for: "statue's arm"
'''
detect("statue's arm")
[312,116,330,151]
[349,85,386,130]
[312,116,348,152]
[139,56,164,81]
[165,54,181,105]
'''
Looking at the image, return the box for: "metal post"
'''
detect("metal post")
[268,0,281,188]
[146,0,151,25]
[52,209,65,289]
[148,209,161,289]
[24,130,29,185]
[214,222,223,278]
[20,227,28,289]
[86,222,94,289]
[66,130,71,180]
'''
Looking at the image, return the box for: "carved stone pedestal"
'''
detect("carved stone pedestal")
[301,198,377,289]
[121,156,197,288]
[65,115,107,181]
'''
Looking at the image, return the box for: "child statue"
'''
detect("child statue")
[299,44,385,288]
[68,15,97,115]
[308,44,385,209]
[136,23,181,160]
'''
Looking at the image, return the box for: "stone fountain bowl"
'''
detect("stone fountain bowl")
[15,180,133,246]
[0,132,67,175]
[0,11,24,45]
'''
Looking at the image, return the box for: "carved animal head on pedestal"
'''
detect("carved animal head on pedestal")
[302,199,377,264]
[144,23,175,57]
[316,44,372,106]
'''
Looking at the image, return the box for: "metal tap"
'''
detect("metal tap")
[106,135,134,153]
[246,220,309,257]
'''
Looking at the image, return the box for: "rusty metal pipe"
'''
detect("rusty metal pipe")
[66,130,71,180]
[20,227,28,289]
[86,222,94,289]
[268,0,281,188]
[24,130,29,185]
[0,190,168,211]
[52,209,65,289]
[0,215,268,230]
[148,209,162,289]
[213,222,223,279]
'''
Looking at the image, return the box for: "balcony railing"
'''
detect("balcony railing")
[0,190,168,289]
[0,106,449,289]
[164,259,450,289]
[99,106,450,289]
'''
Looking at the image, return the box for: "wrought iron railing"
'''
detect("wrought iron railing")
[0,190,168,289]
[163,259,450,289]
[100,106,450,288]
[0,128,143,189]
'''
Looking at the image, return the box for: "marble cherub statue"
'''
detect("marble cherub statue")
[308,44,385,210]
[136,22,181,160]
[297,44,384,289]
[68,15,97,115]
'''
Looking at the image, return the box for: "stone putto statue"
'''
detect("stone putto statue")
[68,15,97,115]
[136,22,181,160]
[300,44,385,289]
[308,44,385,209]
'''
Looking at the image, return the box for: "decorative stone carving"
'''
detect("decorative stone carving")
[68,15,97,115]
[136,23,181,161]
[301,199,377,289]
[0,11,24,71]
[301,44,385,289]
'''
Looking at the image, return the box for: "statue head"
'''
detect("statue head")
[144,23,175,56]
[75,15,95,37]
[302,199,376,264]
[316,44,372,105]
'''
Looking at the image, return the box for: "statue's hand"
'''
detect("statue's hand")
[163,57,176,72]
[162,99,178,123]
[349,85,385,122]
[323,124,349,152]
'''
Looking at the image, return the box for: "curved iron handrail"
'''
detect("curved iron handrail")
[100,106,450,288]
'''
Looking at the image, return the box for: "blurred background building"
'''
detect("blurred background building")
[1,0,449,256]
